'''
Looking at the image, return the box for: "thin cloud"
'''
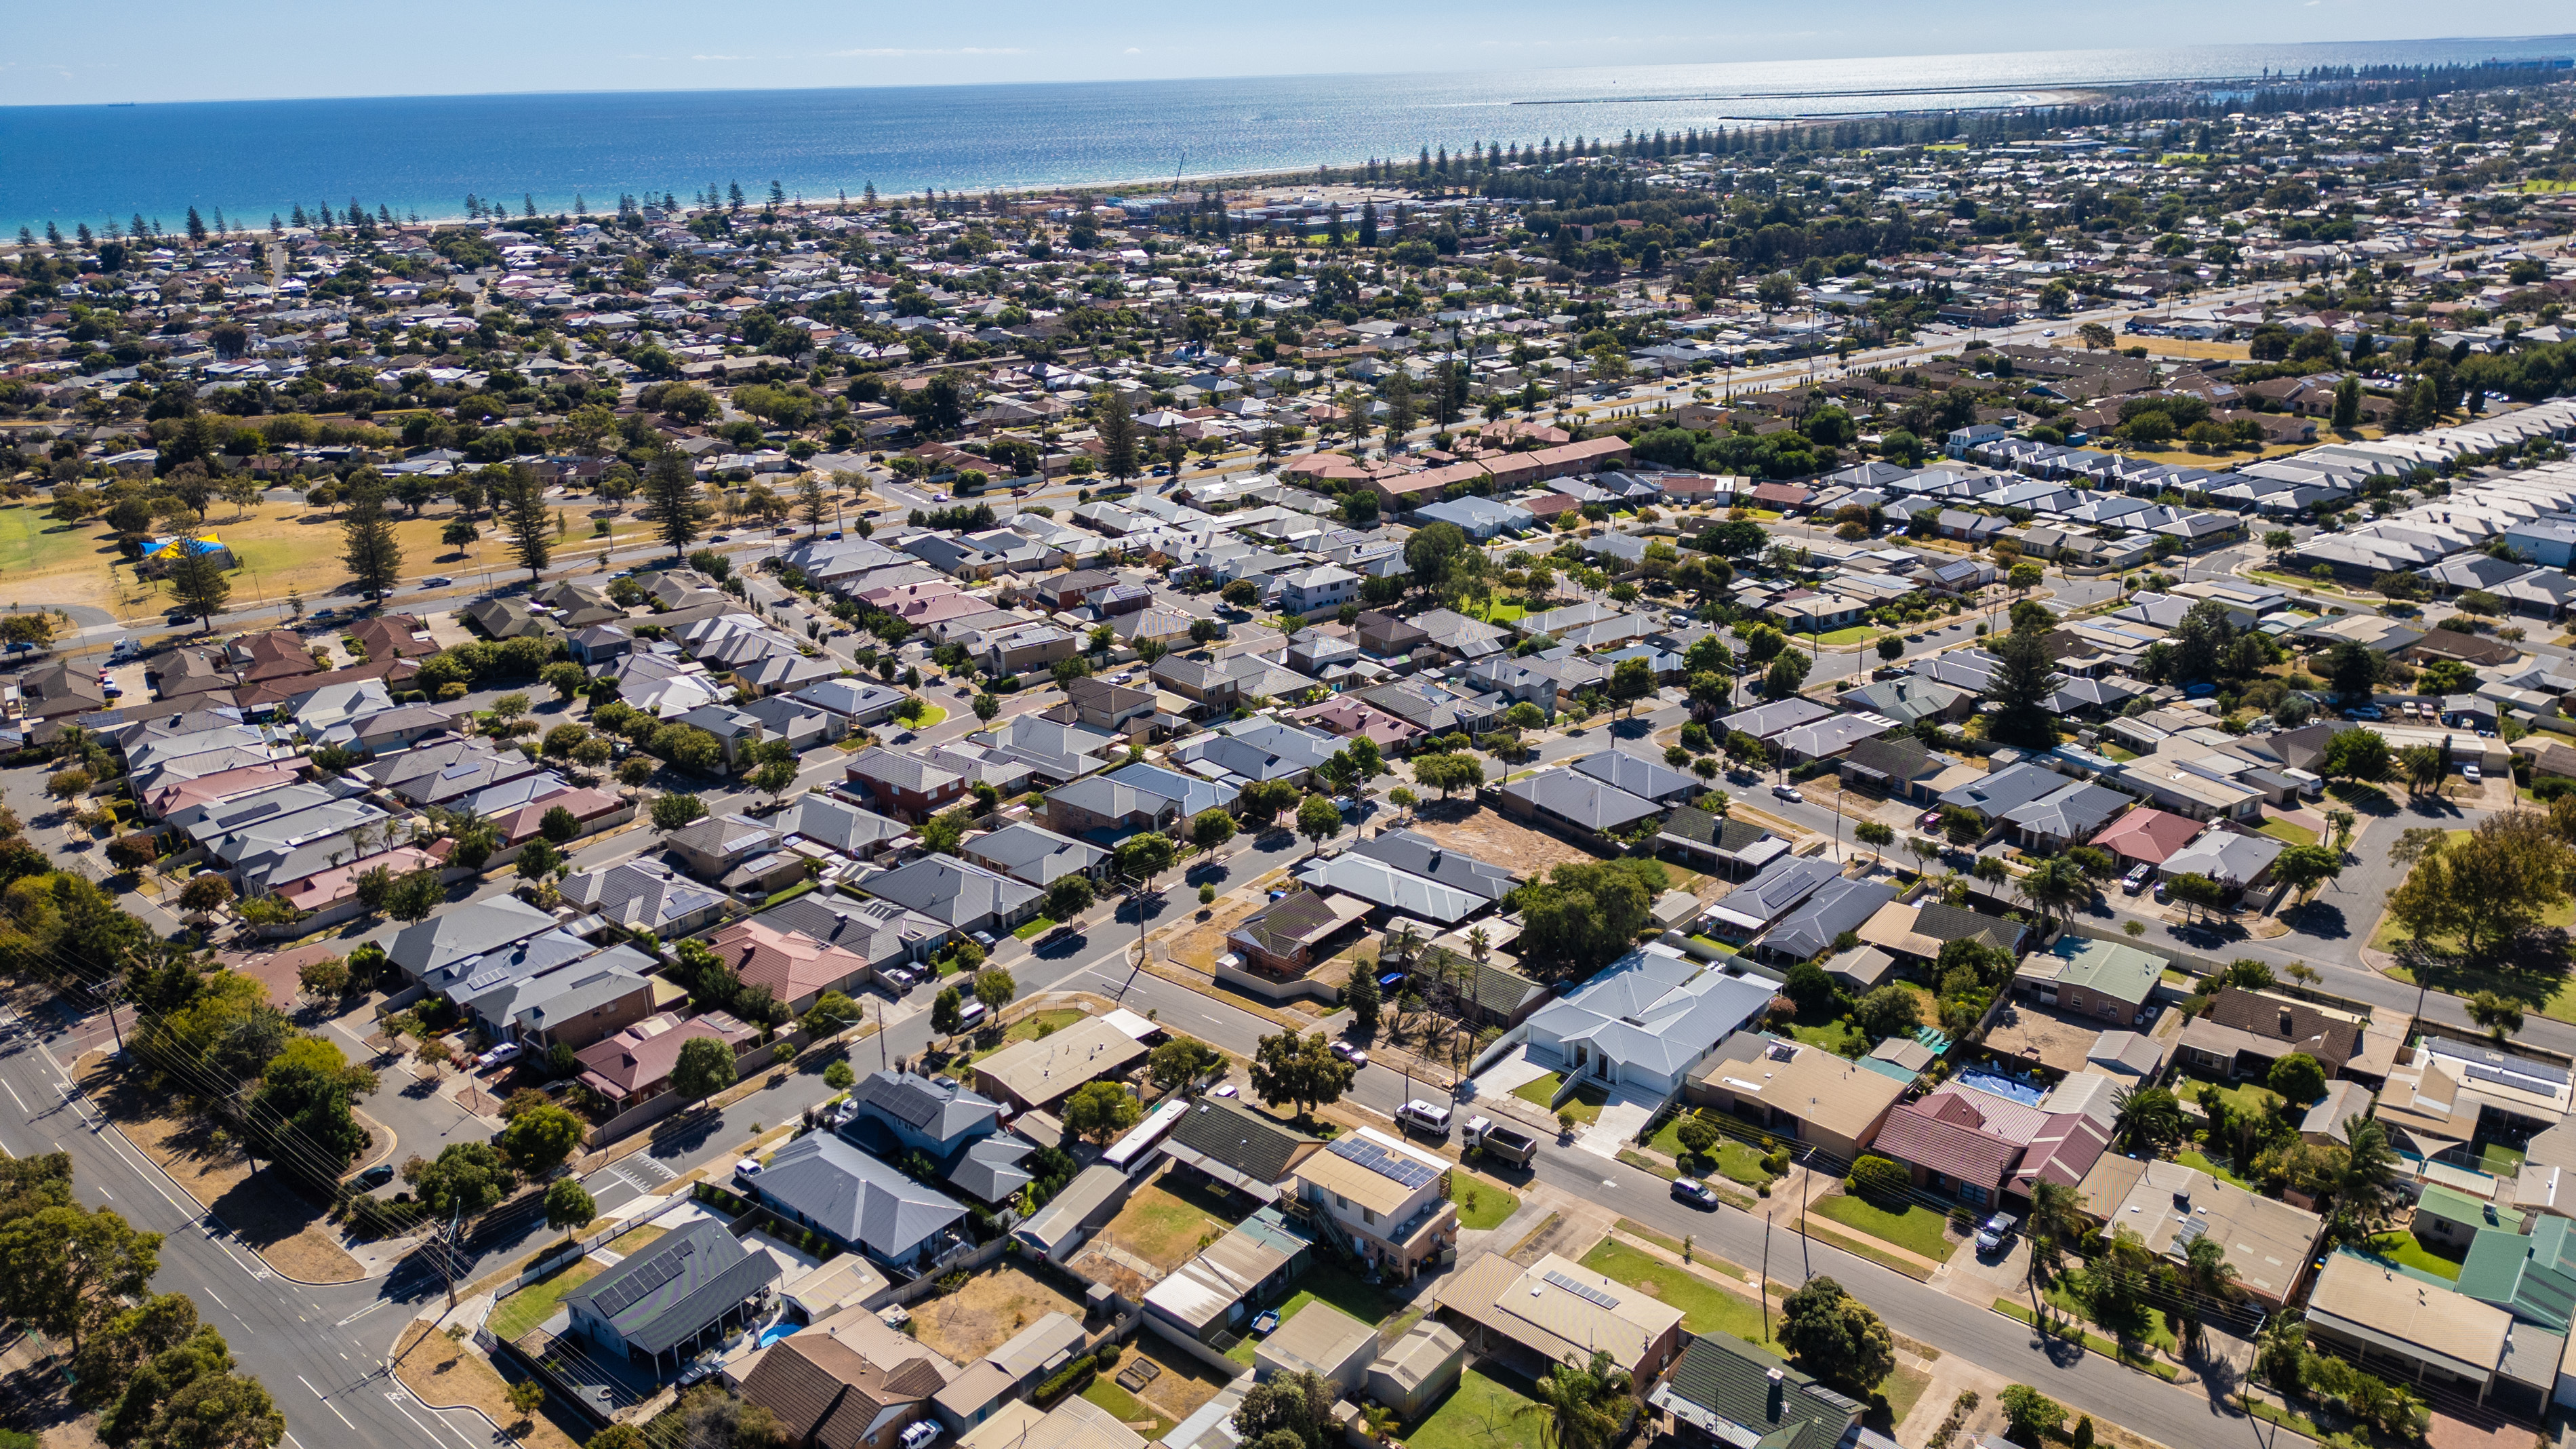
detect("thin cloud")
[828,46,1028,56]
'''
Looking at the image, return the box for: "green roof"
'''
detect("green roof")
[1651,1332,1862,1449]
[2039,935,2165,1004]
[2417,1183,2522,1233]
[2456,1218,2576,1330]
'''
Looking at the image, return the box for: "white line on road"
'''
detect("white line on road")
[205,1288,229,1309]
[337,1301,388,1327]
[298,1376,357,1430]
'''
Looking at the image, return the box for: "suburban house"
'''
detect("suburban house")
[1685,1034,1910,1162]
[961,822,1112,888]
[744,1131,970,1271]
[858,856,1045,936]
[2013,936,2164,1029]
[838,1071,1040,1206]
[563,1217,782,1370]
[973,1012,1155,1113]
[1649,1333,1872,1449]
[843,748,969,825]
[1870,1081,2112,1210]
[736,1326,949,1449]
[1434,1250,1684,1384]
[2072,1155,2324,1309]
[710,918,883,1013]
[1520,942,1776,1100]
[1226,890,1377,978]
[1289,1129,1460,1282]
[2177,986,2371,1084]
[576,1011,761,1114]
[2302,1251,2542,1415]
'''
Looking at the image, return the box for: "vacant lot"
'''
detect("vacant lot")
[1407,802,1602,880]
[909,1265,1085,1366]
[1099,1183,1228,1271]
[1161,875,1286,971]
[393,1319,584,1449]
[1981,1000,2114,1074]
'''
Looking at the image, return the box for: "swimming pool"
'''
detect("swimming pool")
[757,1323,802,1348]
[1954,1069,2046,1107]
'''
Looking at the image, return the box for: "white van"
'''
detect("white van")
[954,1000,989,1033]
[1394,1100,1453,1136]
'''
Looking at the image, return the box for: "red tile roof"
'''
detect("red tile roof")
[2089,808,2201,865]
[1872,1096,2022,1191]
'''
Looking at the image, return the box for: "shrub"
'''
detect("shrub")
[1846,1154,1909,1202]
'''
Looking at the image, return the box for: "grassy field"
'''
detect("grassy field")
[1809,1193,1958,1262]
[489,1259,603,1342]
[1992,1301,2182,1381]
[906,703,949,730]
[1811,626,1879,646]
[1449,1172,1519,1231]
[1100,1185,1228,1271]
[965,1008,1089,1062]
[1797,1218,1934,1282]
[2175,1077,2286,1118]
[1577,1237,1766,1341]
[2363,1231,2464,1282]
[2374,877,2576,1023]
[1010,916,1057,940]
[2257,818,2318,847]
[1406,1368,1544,1449]
[1510,1072,1563,1109]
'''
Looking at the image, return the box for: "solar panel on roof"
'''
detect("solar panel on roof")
[462,967,511,993]
[1542,1269,1621,1310]
[1327,1136,1438,1189]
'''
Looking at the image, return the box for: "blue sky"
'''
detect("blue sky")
[4,2,2571,104]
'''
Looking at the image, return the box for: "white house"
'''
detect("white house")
[1521,942,1776,1098]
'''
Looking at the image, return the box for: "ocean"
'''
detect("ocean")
[3,35,2573,235]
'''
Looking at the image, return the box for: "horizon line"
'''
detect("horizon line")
[5,31,2573,111]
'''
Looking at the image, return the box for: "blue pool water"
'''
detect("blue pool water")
[757,1324,801,1348]
[1954,1069,2046,1107]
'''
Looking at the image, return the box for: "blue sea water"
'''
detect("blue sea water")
[2,35,2571,235]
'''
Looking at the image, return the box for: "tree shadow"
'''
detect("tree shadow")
[2285,902,2350,941]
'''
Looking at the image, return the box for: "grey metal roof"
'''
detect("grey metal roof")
[564,1217,780,1357]
[1348,829,1518,900]
[962,822,1109,887]
[754,1132,968,1259]
[858,856,1043,929]
[1570,748,1697,802]
[1497,770,1663,831]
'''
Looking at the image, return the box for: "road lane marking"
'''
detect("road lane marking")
[337,1301,388,1327]
[1,1079,23,1112]
[298,1376,357,1429]
[205,1289,229,1309]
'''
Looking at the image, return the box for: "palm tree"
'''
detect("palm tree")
[2398,745,2445,797]
[2110,1084,2185,1156]
[1517,1350,1630,1449]
[2333,1117,2404,1245]
[2177,1233,2241,1353]
[2018,854,2091,934]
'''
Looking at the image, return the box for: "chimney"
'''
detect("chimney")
[2278,1007,2295,1035]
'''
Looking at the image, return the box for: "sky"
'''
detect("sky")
[4,1,2574,105]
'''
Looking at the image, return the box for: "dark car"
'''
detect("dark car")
[1670,1177,1722,1210]
[355,1163,396,1190]
[675,1362,717,1391]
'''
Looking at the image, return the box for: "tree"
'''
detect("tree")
[1853,985,1921,1041]
[1233,1370,1333,1449]
[2389,810,2576,957]
[2110,1084,2185,1155]
[1853,819,1895,865]
[670,1035,736,1105]
[402,1141,518,1220]
[1114,831,1177,891]
[1776,1277,1895,1395]
[0,1204,162,1351]
[1760,651,1811,700]
[2164,871,2225,924]
[653,793,710,831]
[2325,639,2385,704]
[1998,1385,2066,1443]
[1295,794,1344,848]
[508,1380,547,1427]
[1062,1081,1143,1144]
[642,449,710,559]
[1147,1035,1222,1092]
[1247,1031,1356,1115]
[165,547,233,630]
[388,868,446,924]
[1412,751,1485,799]
[493,466,550,582]
[498,1103,587,1176]
[1516,859,1663,976]
[1190,809,1237,852]
[931,986,965,1035]
[1045,874,1095,921]
[1404,522,1470,595]
[1518,1349,1631,1449]
[2267,1052,2327,1105]
[296,955,350,1005]
[973,968,1018,1016]
[544,1177,597,1242]
[1984,622,2060,748]
[2469,990,2525,1044]
[1095,391,1140,481]
[1344,965,1381,1031]
[179,873,236,918]
[803,991,862,1039]
[338,477,403,599]
[1607,658,1656,716]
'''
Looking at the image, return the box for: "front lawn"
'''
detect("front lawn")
[901,702,949,730]
[2483,1141,2529,1176]
[965,1008,1089,1062]
[1577,1238,1765,1341]
[1083,1376,1176,1442]
[1405,1368,1544,1449]
[2257,818,2318,847]
[2175,1077,2286,1119]
[1449,1172,1519,1231]
[1808,1193,1958,1262]
[1510,1072,1563,1109]
[1011,916,1058,940]
[1647,1117,1783,1189]
[1811,626,1879,646]
[1559,1080,1609,1125]
[489,1258,603,1342]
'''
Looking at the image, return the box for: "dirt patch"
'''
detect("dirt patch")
[215,942,344,1011]
[392,1320,584,1449]
[1981,1000,2114,1074]
[908,1265,1085,1366]
[1405,803,1603,880]
[1158,874,1287,971]
[1116,1340,1234,1422]
[74,1059,362,1283]
[0,1307,109,1449]
[1068,1248,1151,1302]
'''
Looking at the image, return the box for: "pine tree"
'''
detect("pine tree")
[339,479,403,599]
[641,450,708,560]
[166,544,231,629]
[496,466,551,582]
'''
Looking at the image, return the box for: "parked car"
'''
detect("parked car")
[675,1362,717,1391]
[354,1162,397,1189]
[1920,809,1945,829]
[1671,1177,1723,1209]
[1975,1213,2018,1254]
[733,1157,764,1179]
[107,639,141,663]
[1330,1040,1369,1069]
[476,1041,523,1070]
[2463,763,2484,782]
[2344,705,2383,721]
[1772,785,1804,803]
[1394,1100,1453,1135]
[2122,862,2153,894]
[881,966,917,990]
[969,929,997,949]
